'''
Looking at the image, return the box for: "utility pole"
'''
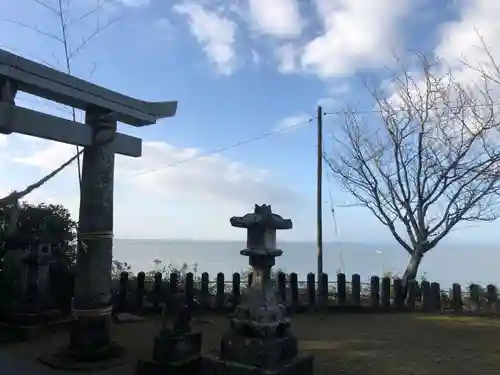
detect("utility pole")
[316,106,323,285]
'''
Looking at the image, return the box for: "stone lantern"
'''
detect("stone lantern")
[202,204,313,375]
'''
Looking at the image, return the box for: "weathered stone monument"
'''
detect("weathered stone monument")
[0,48,177,368]
[1,247,28,315]
[202,204,314,375]
[136,293,202,375]
[33,243,54,309]
[2,242,53,313]
[0,238,69,340]
[19,242,59,317]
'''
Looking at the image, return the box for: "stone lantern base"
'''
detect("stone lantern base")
[202,352,313,375]
[136,331,202,375]
[201,327,313,375]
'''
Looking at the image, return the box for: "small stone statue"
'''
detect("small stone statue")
[173,301,191,335]
[139,294,202,374]
[159,295,191,336]
[159,305,169,335]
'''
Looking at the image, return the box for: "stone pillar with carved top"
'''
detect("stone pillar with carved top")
[68,108,119,360]
[202,204,314,375]
[39,109,125,369]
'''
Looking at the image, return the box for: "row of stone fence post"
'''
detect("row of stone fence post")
[113,271,499,314]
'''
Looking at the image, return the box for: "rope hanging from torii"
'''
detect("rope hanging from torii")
[0,149,84,208]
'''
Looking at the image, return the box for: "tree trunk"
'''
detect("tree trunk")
[402,251,423,305]
[403,251,423,282]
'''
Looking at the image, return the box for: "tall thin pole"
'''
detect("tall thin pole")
[316,106,323,283]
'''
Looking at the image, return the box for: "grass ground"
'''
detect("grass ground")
[4,313,500,375]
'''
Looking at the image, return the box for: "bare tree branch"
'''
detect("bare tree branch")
[31,0,60,15]
[3,19,63,43]
[65,0,112,28]
[326,53,500,282]
[68,17,120,61]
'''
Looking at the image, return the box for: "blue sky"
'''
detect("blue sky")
[1,0,500,244]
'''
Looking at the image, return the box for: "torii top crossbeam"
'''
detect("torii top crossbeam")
[0,48,178,157]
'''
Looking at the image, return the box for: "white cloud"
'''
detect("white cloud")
[118,142,299,205]
[173,2,237,75]
[247,0,303,38]
[0,135,7,148]
[274,113,311,133]
[317,83,351,110]
[10,140,303,239]
[276,44,298,74]
[434,0,500,86]
[12,141,77,169]
[164,0,412,78]
[382,1,500,125]
[300,0,411,79]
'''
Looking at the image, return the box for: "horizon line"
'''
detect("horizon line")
[113,238,499,246]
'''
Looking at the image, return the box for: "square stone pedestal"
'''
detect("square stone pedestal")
[137,357,201,375]
[136,331,202,375]
[218,333,299,368]
[201,352,314,375]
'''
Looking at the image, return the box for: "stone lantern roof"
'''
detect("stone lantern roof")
[229,204,292,230]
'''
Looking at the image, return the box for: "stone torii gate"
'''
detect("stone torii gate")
[0,48,177,366]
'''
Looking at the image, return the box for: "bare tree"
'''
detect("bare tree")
[325,55,500,284]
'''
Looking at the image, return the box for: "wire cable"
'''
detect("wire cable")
[323,100,500,117]
[134,117,313,176]
[322,153,345,273]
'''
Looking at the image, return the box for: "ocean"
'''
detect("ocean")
[112,239,500,288]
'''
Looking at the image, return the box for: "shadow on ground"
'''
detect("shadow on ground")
[2,313,500,375]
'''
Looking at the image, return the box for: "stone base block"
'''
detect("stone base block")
[38,312,126,370]
[38,342,127,371]
[219,333,298,368]
[68,315,113,359]
[201,353,314,375]
[153,331,202,363]
[136,356,201,375]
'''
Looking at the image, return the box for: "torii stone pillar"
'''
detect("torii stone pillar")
[69,109,118,359]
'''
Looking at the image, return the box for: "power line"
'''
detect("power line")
[323,100,500,117]
[134,117,314,176]
[133,95,495,177]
